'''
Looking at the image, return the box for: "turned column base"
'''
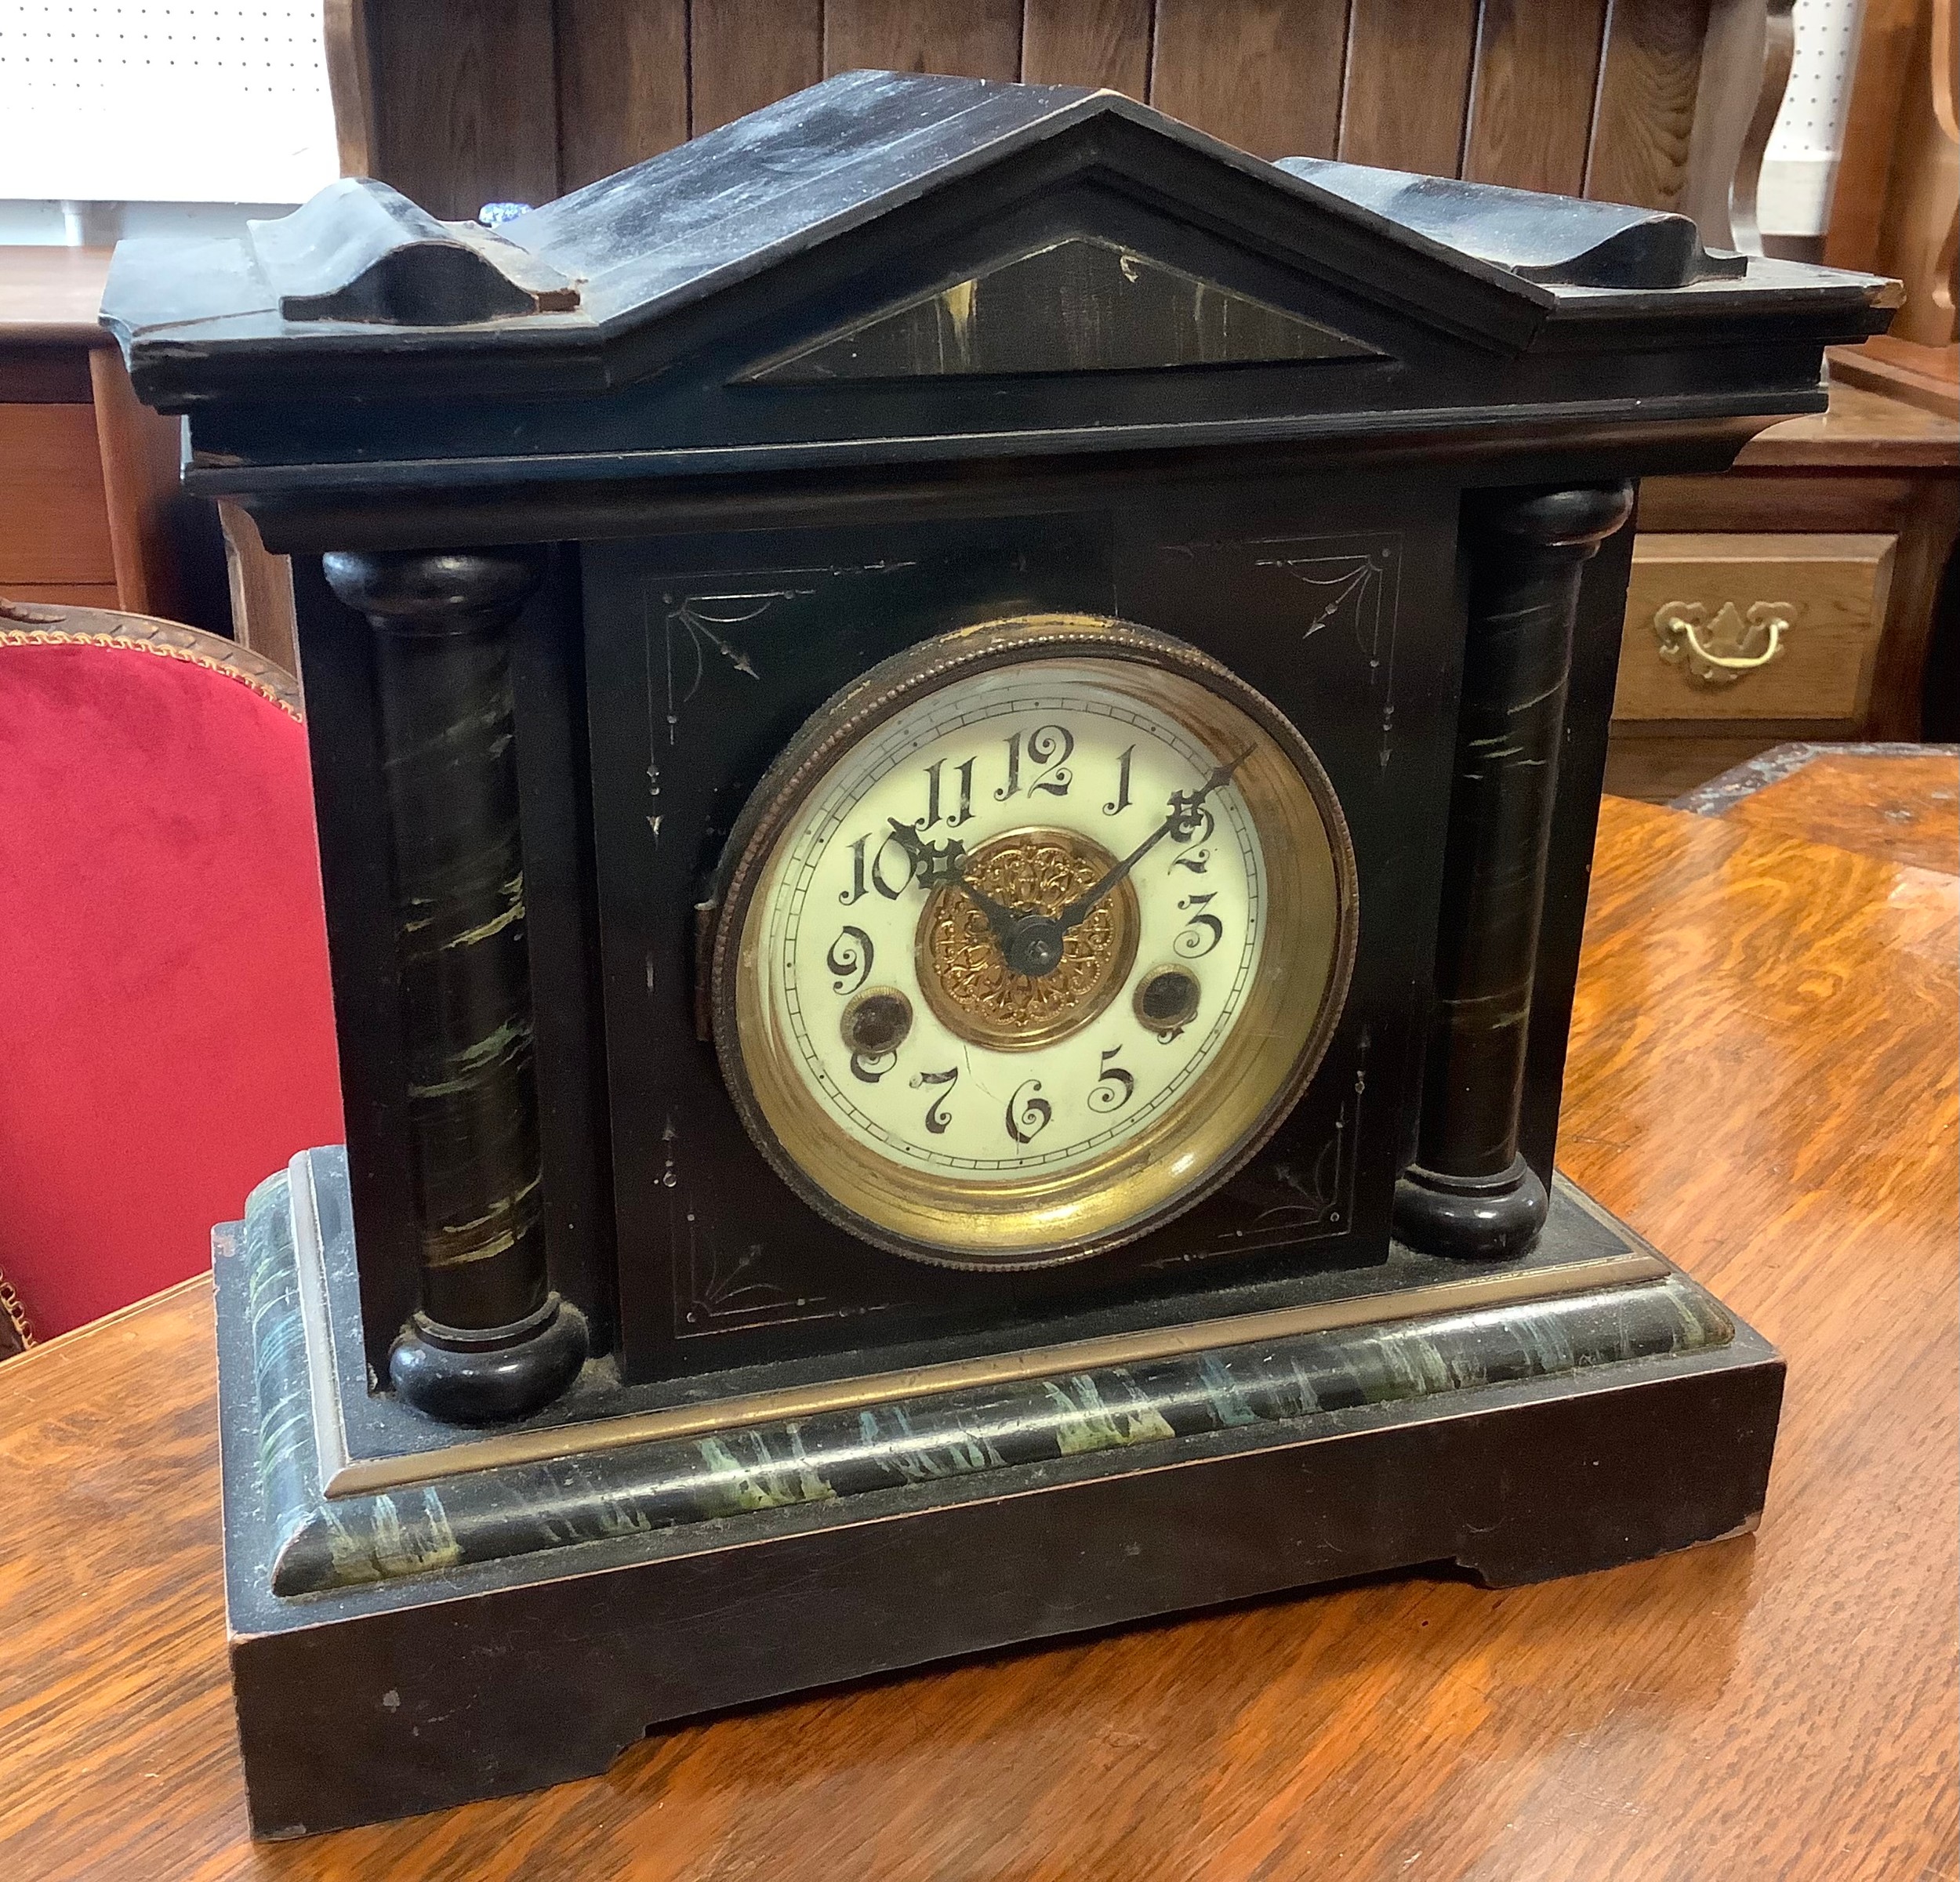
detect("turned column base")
[390,1295,590,1425]
[1393,1155,1548,1262]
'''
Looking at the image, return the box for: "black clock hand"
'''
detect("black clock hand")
[884,819,1024,952]
[1054,746,1253,931]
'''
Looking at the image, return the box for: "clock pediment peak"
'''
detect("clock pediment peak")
[739,235,1386,385]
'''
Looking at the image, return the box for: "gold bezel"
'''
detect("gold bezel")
[709,615,1359,1270]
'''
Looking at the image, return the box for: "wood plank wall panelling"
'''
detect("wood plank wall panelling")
[1463,0,1615,196]
[1022,0,1154,96]
[1338,0,1480,174]
[557,0,687,192]
[694,0,823,136]
[353,0,1730,221]
[1586,0,1715,212]
[368,0,561,219]
[822,0,1025,81]
[1149,0,1352,160]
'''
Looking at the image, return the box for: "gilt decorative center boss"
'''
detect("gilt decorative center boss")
[104,71,1892,1836]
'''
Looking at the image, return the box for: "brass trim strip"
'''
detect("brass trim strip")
[318,1249,1669,1498]
[291,1154,358,1492]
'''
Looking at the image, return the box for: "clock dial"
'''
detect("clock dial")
[710,616,1356,1267]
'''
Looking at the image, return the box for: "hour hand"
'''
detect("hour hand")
[884,818,967,892]
[886,819,1024,951]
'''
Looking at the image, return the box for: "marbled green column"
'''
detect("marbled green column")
[324,548,586,1422]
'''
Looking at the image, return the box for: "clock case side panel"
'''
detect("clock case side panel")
[290,552,617,1383]
[579,481,1466,1390]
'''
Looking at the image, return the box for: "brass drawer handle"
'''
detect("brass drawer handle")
[1653,600,1790,686]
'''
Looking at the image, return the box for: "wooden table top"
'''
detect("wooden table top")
[0,248,116,346]
[2,771,1955,1882]
[1738,372,1958,472]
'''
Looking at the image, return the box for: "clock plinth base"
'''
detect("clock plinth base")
[216,1150,1782,1839]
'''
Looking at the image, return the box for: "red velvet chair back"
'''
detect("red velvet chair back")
[0,603,342,1341]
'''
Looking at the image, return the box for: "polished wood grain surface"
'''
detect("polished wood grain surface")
[1022,0,1154,97]
[0,251,189,624]
[1584,0,1711,212]
[0,403,115,585]
[366,0,561,216]
[1737,376,1960,471]
[692,0,822,137]
[1338,0,1479,173]
[1621,374,1959,792]
[1149,0,1350,160]
[555,0,690,193]
[822,0,1025,85]
[2,781,1954,1880]
[0,247,114,346]
[1714,747,1960,874]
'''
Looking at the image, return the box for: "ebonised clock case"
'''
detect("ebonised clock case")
[100,67,1894,1833]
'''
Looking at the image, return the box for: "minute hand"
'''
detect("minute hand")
[1055,749,1250,932]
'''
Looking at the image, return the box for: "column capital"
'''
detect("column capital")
[323,546,546,635]
[1475,482,1635,553]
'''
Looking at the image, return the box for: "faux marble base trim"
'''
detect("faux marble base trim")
[279,1147,1669,1501]
[230,1157,1730,1601]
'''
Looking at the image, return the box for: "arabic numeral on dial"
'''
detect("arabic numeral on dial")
[1087,1048,1134,1114]
[994,723,1074,800]
[826,925,873,995]
[1103,744,1134,815]
[994,731,1021,801]
[918,755,975,829]
[839,830,915,905]
[850,1049,896,1084]
[1174,892,1223,959]
[1025,723,1073,797]
[1005,1079,1052,1144]
[909,1065,959,1135]
[1168,847,1210,875]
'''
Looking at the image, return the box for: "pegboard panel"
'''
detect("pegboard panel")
[0,2,339,203]
[1769,0,1864,162]
[1762,0,1864,234]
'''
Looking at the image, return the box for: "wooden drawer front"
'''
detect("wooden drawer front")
[0,402,114,585]
[1615,533,1896,722]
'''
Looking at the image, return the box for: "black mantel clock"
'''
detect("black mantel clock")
[103,72,1893,1836]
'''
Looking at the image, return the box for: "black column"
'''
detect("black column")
[324,548,587,1422]
[1394,484,1635,1261]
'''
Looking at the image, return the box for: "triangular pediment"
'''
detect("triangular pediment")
[100,68,1891,494]
[741,237,1383,383]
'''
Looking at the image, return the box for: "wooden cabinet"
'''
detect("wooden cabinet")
[1607,372,1958,801]
[1617,533,1896,723]
[0,248,184,619]
[0,402,118,600]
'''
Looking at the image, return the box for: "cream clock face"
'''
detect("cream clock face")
[711,617,1356,1268]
